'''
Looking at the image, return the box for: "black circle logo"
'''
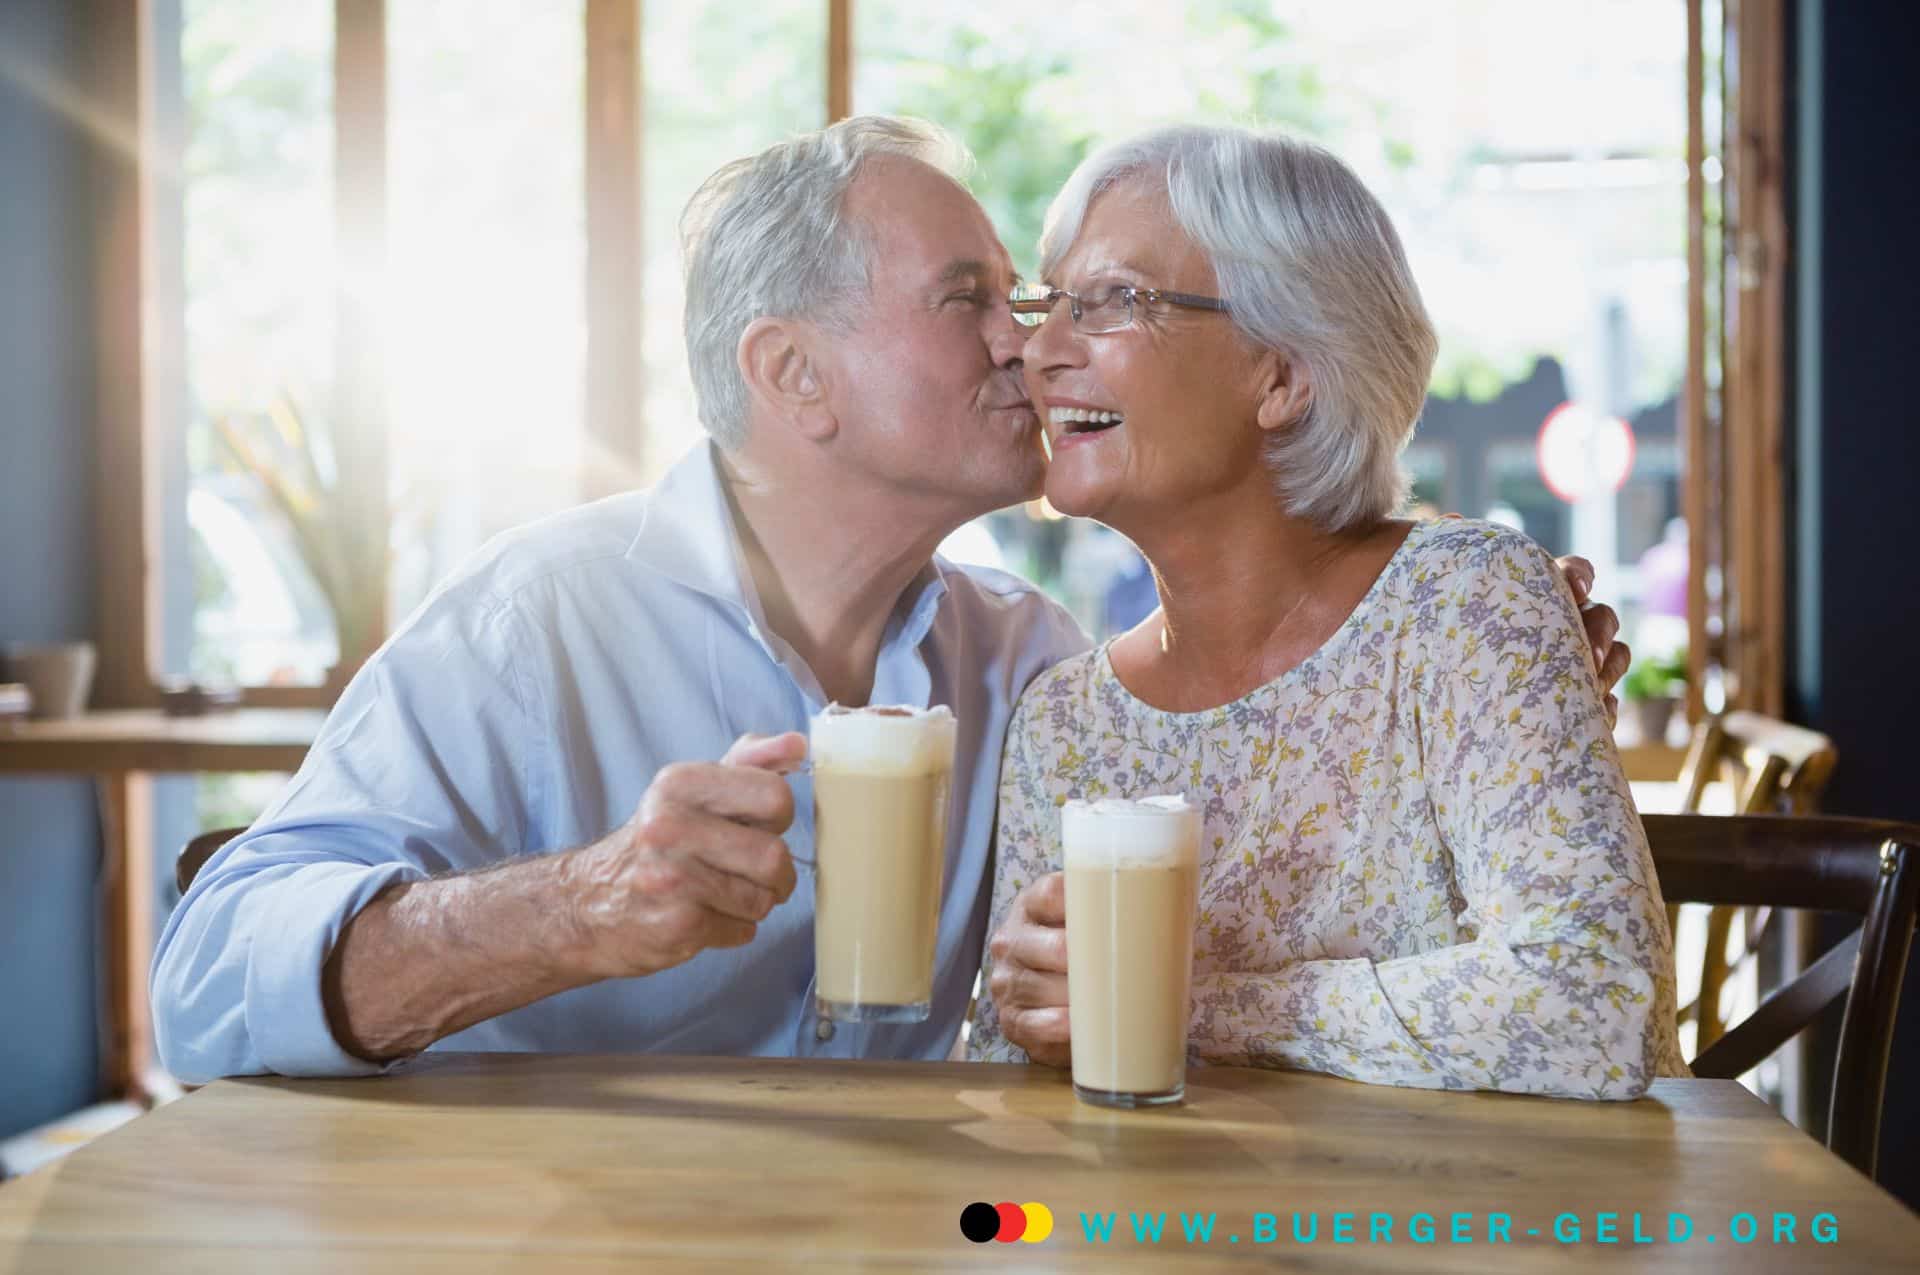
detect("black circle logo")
[959,1201,1002,1243]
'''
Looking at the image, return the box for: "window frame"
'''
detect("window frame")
[101,0,1781,737]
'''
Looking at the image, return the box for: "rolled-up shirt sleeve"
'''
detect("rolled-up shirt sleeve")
[150,582,540,1082]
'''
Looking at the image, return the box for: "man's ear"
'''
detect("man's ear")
[1253,349,1313,434]
[738,317,836,441]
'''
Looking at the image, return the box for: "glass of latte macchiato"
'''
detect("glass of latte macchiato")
[1063,795,1202,1107]
[809,704,956,1023]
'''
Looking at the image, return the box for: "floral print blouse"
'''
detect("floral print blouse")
[968,519,1686,1099]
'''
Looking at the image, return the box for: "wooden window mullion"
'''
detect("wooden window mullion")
[829,0,852,122]
[584,0,646,501]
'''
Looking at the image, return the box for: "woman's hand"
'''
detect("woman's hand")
[985,872,1073,1067]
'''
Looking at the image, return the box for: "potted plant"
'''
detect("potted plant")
[1621,649,1688,745]
[211,395,387,687]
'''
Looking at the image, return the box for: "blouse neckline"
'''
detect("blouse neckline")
[1096,518,1437,722]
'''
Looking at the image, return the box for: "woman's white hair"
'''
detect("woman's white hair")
[1041,125,1438,533]
[680,115,973,449]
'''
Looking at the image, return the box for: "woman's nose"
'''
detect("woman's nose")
[1023,307,1086,378]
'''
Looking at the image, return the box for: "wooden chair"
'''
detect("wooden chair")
[1644,813,1919,1180]
[1670,712,1839,1051]
[1676,710,1838,817]
[176,826,249,895]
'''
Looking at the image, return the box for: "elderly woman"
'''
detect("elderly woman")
[968,125,1685,1099]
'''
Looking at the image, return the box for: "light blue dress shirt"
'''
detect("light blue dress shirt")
[150,443,1090,1082]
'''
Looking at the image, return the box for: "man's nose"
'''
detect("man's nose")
[989,309,1031,370]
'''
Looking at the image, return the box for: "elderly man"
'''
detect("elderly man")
[151,116,1628,1081]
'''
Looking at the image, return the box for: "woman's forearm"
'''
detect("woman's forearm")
[1189,940,1660,1100]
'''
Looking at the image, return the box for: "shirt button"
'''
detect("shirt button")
[815,1020,835,1042]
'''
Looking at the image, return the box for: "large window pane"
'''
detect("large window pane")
[386,1,587,619]
[179,0,337,686]
[641,1,825,482]
[858,0,1690,646]
[857,0,1337,276]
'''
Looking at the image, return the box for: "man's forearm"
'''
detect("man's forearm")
[321,850,599,1062]
[317,741,802,1063]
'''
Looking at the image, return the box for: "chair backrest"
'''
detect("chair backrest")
[1669,712,1841,1054]
[176,826,249,895]
[1677,710,1837,814]
[1643,813,1920,1180]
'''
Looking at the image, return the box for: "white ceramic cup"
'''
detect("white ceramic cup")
[3,642,97,720]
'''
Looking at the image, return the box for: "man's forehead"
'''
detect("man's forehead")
[937,256,1017,285]
[846,155,1012,277]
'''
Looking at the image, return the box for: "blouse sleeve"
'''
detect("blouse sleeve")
[1189,527,1679,1099]
[965,684,1063,1062]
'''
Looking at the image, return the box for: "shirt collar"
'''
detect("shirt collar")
[626,441,953,689]
[625,441,759,618]
[889,560,949,653]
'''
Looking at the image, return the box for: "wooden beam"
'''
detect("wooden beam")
[84,0,161,710]
[1722,0,1789,718]
[332,0,391,669]
[828,0,853,123]
[95,772,154,1101]
[584,0,645,499]
[1749,0,1789,719]
[1683,0,1709,725]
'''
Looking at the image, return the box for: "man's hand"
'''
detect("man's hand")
[1555,555,1631,727]
[567,732,806,979]
[986,871,1072,1067]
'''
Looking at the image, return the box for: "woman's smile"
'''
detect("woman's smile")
[1043,398,1126,448]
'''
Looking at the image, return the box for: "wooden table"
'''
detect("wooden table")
[0,710,323,1101]
[1621,741,1688,784]
[1,1054,1914,1271]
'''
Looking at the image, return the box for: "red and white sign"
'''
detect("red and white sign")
[1536,401,1636,504]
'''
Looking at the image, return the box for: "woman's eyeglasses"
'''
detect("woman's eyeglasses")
[1008,283,1229,334]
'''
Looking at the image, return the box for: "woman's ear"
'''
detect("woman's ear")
[1254,349,1313,434]
[738,317,836,441]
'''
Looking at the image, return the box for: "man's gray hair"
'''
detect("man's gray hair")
[680,115,973,449]
[1041,125,1438,533]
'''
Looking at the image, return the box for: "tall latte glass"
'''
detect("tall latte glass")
[810,704,956,1022]
[1064,795,1201,1107]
